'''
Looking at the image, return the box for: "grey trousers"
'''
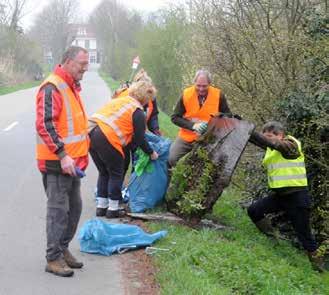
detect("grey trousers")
[168,137,194,167]
[42,173,82,261]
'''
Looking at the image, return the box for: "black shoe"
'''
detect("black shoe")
[106,209,119,218]
[96,207,107,217]
[106,209,126,219]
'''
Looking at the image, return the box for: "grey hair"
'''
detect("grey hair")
[193,69,212,84]
[61,46,88,64]
[262,121,285,135]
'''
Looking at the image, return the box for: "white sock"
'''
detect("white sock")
[108,199,119,211]
[96,197,109,208]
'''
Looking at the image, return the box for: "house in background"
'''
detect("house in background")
[43,24,101,68]
[70,24,100,65]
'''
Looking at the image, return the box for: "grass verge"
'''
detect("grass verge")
[149,191,329,294]
[148,113,329,295]
[98,73,329,293]
[0,80,40,96]
[99,71,121,92]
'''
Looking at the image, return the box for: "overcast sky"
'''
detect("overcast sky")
[21,0,171,29]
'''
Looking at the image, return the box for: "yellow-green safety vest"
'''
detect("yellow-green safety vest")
[262,135,308,189]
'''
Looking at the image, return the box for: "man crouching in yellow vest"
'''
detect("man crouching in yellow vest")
[248,121,325,272]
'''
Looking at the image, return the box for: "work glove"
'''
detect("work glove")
[193,122,208,134]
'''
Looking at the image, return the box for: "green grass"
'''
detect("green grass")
[0,80,40,95]
[98,73,329,293]
[149,191,329,294]
[147,112,329,294]
[158,111,179,139]
[99,71,121,92]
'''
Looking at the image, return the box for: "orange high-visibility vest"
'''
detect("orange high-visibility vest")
[178,86,220,142]
[90,96,143,156]
[113,88,129,99]
[116,88,154,123]
[36,74,89,160]
[145,99,154,122]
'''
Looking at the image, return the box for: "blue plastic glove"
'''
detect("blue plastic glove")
[75,167,86,178]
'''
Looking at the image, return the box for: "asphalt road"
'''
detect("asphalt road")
[0,70,125,295]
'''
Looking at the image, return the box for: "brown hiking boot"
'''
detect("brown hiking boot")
[63,249,84,269]
[308,250,326,273]
[45,258,74,277]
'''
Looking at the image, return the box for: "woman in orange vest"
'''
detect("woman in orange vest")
[113,69,161,174]
[89,81,158,218]
[113,69,161,135]
[168,69,231,167]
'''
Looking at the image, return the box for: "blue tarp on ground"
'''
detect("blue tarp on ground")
[127,133,171,213]
[79,218,167,256]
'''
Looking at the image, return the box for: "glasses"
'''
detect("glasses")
[71,59,89,69]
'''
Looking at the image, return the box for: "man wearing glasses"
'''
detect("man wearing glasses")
[35,46,89,277]
[168,69,231,167]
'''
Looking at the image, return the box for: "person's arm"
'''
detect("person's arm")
[36,84,66,159]
[146,98,160,134]
[171,96,194,130]
[132,109,153,155]
[36,84,77,175]
[219,92,231,114]
[249,131,300,159]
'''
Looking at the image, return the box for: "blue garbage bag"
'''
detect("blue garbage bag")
[79,218,167,256]
[127,133,171,213]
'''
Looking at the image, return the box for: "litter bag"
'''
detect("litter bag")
[79,218,167,256]
[127,133,171,213]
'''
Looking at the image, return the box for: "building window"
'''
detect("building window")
[90,39,97,50]
[85,40,90,49]
[77,28,86,36]
[90,53,96,64]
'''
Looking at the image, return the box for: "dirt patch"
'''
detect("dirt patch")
[120,219,160,295]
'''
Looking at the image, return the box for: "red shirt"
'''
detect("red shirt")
[35,65,89,173]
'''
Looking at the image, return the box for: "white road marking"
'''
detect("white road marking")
[3,121,19,132]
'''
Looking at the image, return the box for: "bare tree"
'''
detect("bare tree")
[89,0,142,79]
[30,0,78,64]
[186,0,323,123]
[0,0,27,31]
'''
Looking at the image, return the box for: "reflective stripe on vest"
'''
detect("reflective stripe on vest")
[36,74,89,160]
[37,133,88,145]
[93,113,126,146]
[117,88,154,124]
[91,97,142,154]
[263,135,308,188]
[92,101,141,146]
[114,88,129,99]
[178,85,220,142]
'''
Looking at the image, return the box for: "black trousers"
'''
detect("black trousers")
[247,189,317,252]
[89,126,124,201]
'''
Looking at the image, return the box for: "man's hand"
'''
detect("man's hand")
[60,155,76,176]
[150,151,159,161]
[193,122,208,134]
